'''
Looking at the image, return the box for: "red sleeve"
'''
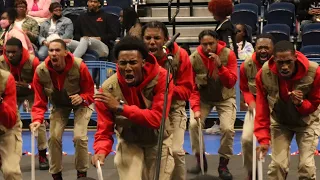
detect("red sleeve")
[239,63,255,105]
[254,70,271,145]
[30,57,40,91]
[189,69,201,112]
[295,67,320,115]
[121,69,174,129]
[0,75,17,129]
[172,50,193,101]
[79,62,95,106]
[218,51,238,89]
[31,73,48,124]
[93,99,115,155]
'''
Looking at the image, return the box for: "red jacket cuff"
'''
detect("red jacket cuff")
[258,138,270,145]
[295,100,312,115]
[191,106,201,112]
[95,149,111,156]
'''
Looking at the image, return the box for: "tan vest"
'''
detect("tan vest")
[0,55,36,98]
[36,58,82,107]
[261,61,320,126]
[101,73,172,146]
[243,58,258,95]
[190,48,236,102]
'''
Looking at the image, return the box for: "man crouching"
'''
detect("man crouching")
[92,36,175,180]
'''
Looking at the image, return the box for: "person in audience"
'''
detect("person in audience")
[26,0,52,24]
[298,0,320,30]
[15,0,39,45]
[0,37,50,170]
[0,68,22,180]
[29,39,94,179]
[38,2,73,61]
[235,24,254,60]
[240,34,275,180]
[0,8,34,54]
[142,21,193,180]
[65,0,119,59]
[92,36,175,180]
[119,7,142,39]
[255,40,320,179]
[188,30,237,180]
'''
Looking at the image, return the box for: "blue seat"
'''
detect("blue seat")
[104,0,131,9]
[266,2,296,34]
[262,24,290,43]
[300,45,320,58]
[302,23,320,46]
[231,3,259,34]
[101,6,122,17]
[240,0,264,15]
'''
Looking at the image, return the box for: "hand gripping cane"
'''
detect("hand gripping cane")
[96,160,104,180]
[251,109,264,180]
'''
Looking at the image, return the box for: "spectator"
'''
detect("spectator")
[235,24,254,60]
[119,7,142,39]
[14,0,39,45]
[297,0,320,29]
[26,0,52,24]
[66,0,119,59]
[38,2,73,61]
[0,8,34,55]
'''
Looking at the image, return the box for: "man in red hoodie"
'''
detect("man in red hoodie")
[142,21,193,180]
[0,37,49,170]
[255,40,320,179]
[239,34,275,180]
[0,69,22,179]
[92,36,175,179]
[29,39,94,180]
[188,30,237,180]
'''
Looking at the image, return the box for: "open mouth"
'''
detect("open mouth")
[259,54,268,61]
[280,71,290,76]
[51,58,58,63]
[125,74,135,84]
[149,47,158,53]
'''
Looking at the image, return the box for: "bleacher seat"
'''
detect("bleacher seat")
[265,2,296,35]
[101,6,122,16]
[240,0,264,16]
[231,3,259,35]
[262,24,290,43]
[302,23,320,46]
[300,45,320,59]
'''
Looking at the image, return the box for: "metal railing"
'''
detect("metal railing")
[168,0,180,35]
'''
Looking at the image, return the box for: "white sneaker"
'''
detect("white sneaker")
[204,123,220,134]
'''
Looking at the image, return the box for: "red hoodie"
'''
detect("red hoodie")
[254,51,320,145]
[32,52,95,124]
[190,41,238,112]
[157,42,193,101]
[3,48,39,90]
[0,73,17,129]
[239,53,263,105]
[93,54,174,156]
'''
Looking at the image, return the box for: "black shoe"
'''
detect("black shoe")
[218,157,233,180]
[77,171,87,179]
[39,155,49,170]
[52,172,63,180]
[187,153,208,174]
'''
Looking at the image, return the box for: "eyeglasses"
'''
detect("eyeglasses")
[53,9,62,12]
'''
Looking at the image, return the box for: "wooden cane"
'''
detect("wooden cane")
[198,119,205,175]
[96,160,104,180]
[31,130,38,180]
[252,109,257,180]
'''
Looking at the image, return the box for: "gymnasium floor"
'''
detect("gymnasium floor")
[16,130,320,180]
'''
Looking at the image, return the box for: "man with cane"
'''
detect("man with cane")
[92,36,175,180]
[255,40,320,179]
[142,21,193,180]
[239,34,274,180]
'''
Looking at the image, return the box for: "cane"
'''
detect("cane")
[31,130,38,180]
[96,160,104,180]
[198,119,205,175]
[252,109,257,180]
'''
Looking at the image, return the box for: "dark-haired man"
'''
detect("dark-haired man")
[240,34,275,180]
[255,40,320,179]
[0,37,49,170]
[142,21,193,180]
[92,36,175,179]
[29,39,94,180]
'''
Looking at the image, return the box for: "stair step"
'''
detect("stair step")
[146,0,210,4]
[140,16,215,23]
[151,6,211,17]
[176,36,199,43]
[168,25,216,37]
